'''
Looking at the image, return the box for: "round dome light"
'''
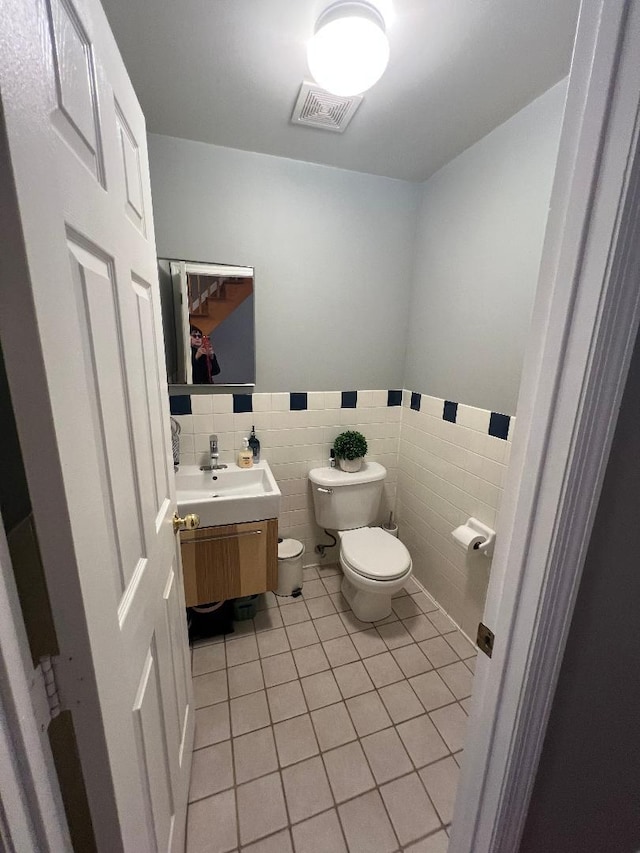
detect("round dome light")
[307,1,390,97]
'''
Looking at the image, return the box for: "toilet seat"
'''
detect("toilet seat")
[340,528,411,581]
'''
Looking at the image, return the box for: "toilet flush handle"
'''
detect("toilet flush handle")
[316,487,333,495]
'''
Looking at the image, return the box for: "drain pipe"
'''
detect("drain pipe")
[315,529,337,558]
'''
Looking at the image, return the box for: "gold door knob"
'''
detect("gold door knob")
[173,512,200,533]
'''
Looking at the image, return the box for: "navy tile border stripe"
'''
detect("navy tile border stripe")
[233,393,253,413]
[171,388,513,440]
[169,395,191,415]
[290,392,307,411]
[489,412,510,440]
[443,400,458,423]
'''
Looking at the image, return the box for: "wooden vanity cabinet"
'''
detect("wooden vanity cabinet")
[180,518,278,607]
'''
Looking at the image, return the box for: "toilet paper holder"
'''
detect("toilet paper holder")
[452,517,496,557]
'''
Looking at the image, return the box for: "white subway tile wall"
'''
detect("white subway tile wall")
[173,390,513,638]
[173,392,402,567]
[397,395,513,637]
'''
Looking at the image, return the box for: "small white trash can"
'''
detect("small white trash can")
[276,538,305,597]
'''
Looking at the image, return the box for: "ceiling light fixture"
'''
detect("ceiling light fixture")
[307,1,390,97]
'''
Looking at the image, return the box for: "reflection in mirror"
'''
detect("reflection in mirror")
[158,259,255,388]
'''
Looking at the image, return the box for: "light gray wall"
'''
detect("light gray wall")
[403,80,567,414]
[519,327,640,853]
[150,81,566,406]
[148,134,420,392]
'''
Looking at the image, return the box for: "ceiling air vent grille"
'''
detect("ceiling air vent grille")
[291,82,363,133]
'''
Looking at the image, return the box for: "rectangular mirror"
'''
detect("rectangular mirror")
[158,258,255,389]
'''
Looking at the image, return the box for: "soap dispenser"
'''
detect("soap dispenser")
[238,437,253,469]
[248,425,261,462]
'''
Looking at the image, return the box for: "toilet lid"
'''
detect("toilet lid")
[341,528,411,581]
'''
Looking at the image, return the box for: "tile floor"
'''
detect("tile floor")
[187,565,476,853]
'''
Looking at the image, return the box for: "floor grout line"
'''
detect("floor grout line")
[332,671,408,851]
[188,581,473,852]
[192,708,462,774]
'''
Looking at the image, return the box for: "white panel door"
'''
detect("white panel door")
[0,0,193,850]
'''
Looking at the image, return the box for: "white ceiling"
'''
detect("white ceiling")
[101,0,580,182]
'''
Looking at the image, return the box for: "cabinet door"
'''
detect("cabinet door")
[181,519,278,605]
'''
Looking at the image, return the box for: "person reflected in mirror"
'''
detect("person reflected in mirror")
[190,325,221,384]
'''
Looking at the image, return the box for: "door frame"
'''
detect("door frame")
[450,1,640,849]
[0,515,71,853]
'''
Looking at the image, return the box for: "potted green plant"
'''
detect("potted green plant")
[334,430,368,472]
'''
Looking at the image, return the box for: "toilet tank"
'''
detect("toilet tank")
[309,461,386,530]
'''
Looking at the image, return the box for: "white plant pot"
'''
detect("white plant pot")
[338,457,363,473]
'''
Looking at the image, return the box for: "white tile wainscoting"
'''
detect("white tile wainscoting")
[173,390,401,567]
[397,393,513,638]
[172,390,513,638]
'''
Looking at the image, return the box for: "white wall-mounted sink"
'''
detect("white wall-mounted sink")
[175,461,281,527]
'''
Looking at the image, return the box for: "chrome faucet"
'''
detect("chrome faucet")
[208,434,227,470]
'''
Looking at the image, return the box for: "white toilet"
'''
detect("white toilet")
[309,461,412,622]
